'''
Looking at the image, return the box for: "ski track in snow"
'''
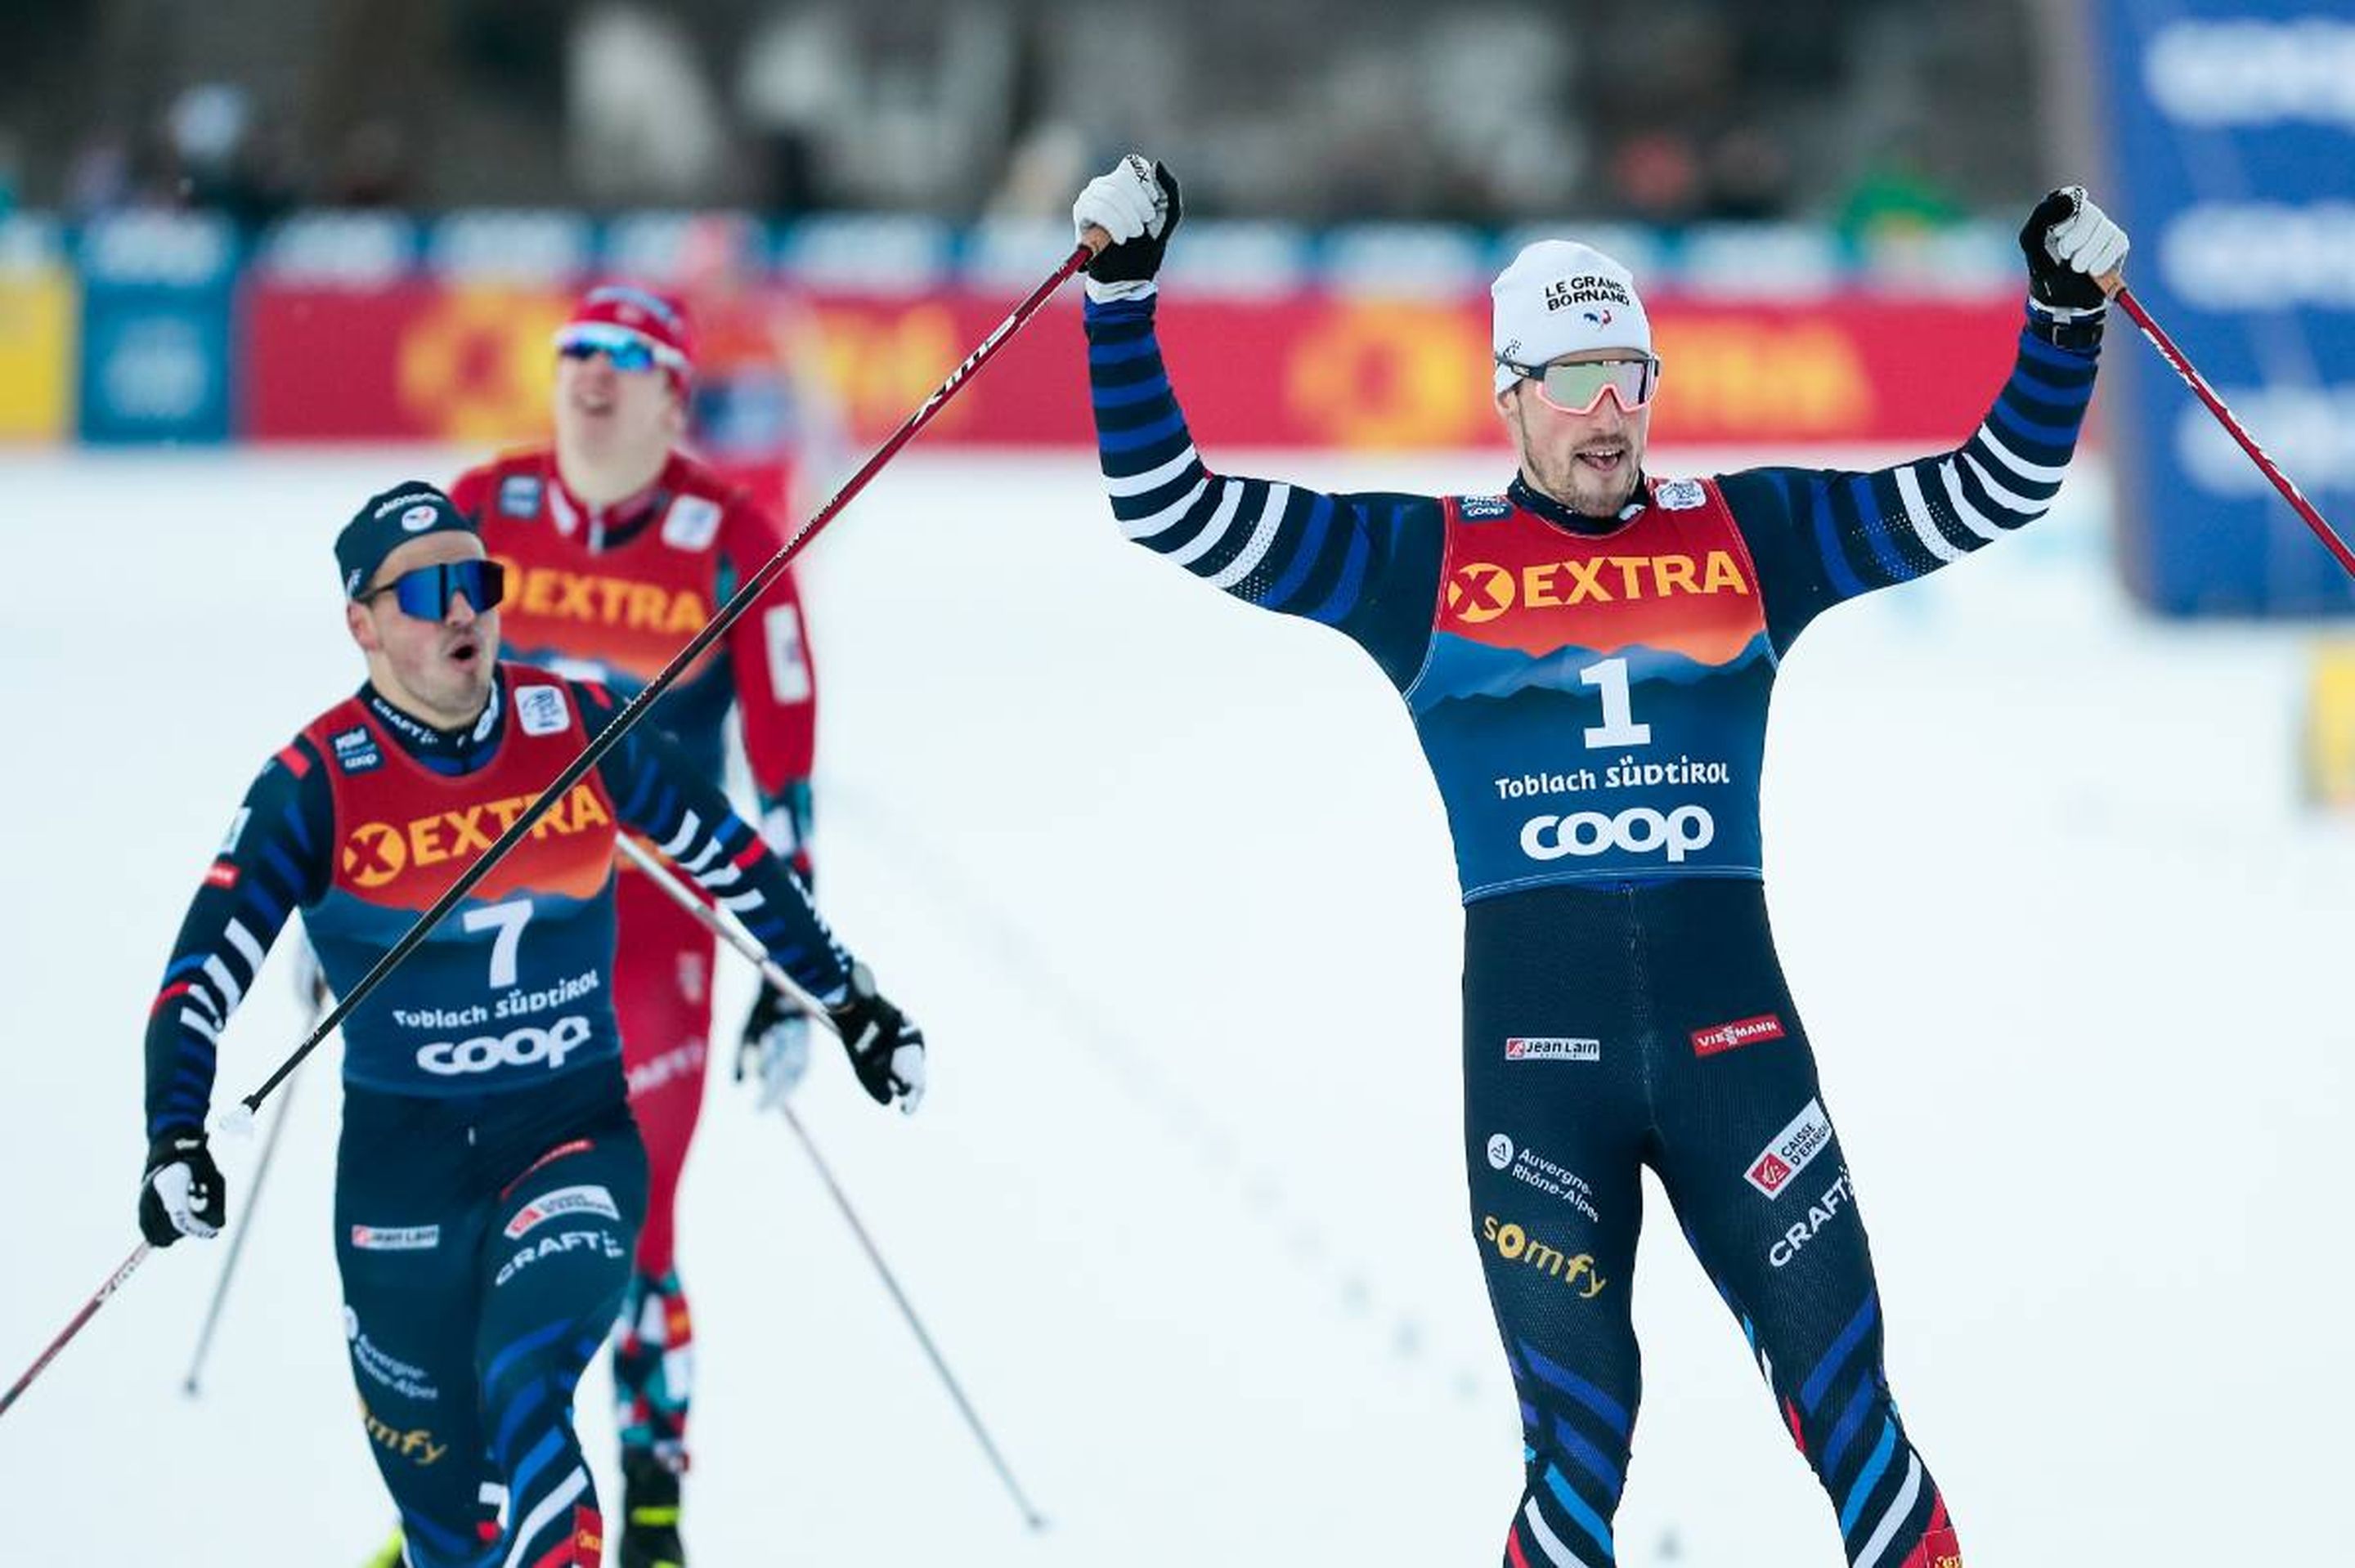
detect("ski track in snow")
[1,444,2348,1566]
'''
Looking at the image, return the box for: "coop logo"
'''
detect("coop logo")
[417,1015,593,1077]
[2160,204,2355,311]
[1691,1013,1787,1058]
[1744,1098,1833,1198]
[2146,20,2355,130]
[1445,553,1752,626]
[338,783,613,887]
[1768,1167,1854,1269]
[361,1404,447,1466]
[490,556,711,637]
[1520,804,1716,863]
[1478,1215,1608,1298]
[1505,1036,1600,1063]
[503,1183,621,1239]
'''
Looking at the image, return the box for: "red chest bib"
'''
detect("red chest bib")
[307,676,618,913]
[480,460,729,687]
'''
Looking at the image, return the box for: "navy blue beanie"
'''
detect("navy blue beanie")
[335,482,478,599]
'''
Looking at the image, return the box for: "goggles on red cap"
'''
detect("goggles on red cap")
[554,284,694,386]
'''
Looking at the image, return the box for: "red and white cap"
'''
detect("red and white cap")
[554,283,696,390]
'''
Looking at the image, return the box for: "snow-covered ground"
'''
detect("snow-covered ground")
[2,443,2348,1566]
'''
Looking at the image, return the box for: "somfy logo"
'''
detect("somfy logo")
[1521,804,1715,863]
[416,1015,593,1076]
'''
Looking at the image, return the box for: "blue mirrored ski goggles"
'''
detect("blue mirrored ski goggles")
[357,558,506,620]
[556,324,662,374]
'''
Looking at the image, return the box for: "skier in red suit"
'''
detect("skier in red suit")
[449,282,830,1568]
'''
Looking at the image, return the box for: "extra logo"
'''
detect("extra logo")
[1445,553,1752,626]
[503,1183,620,1239]
[514,684,569,737]
[1505,1036,1599,1062]
[351,1224,441,1252]
[1691,1013,1787,1057]
[1478,1215,1607,1298]
[1521,804,1715,863]
[339,782,612,889]
[1744,1098,1834,1198]
[416,1015,594,1077]
[493,557,711,635]
[661,495,722,551]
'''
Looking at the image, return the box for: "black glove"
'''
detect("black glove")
[138,1127,226,1247]
[828,962,926,1113]
[1072,155,1183,290]
[2019,185,2128,313]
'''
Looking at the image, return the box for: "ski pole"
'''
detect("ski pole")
[0,236,1110,1428]
[230,234,1101,1121]
[182,1051,307,1397]
[2106,280,2353,580]
[615,836,1049,1530]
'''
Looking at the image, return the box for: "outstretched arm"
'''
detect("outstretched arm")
[1079,157,1443,690]
[1725,187,2125,649]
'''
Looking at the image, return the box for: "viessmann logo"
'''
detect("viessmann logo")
[340,783,612,888]
[1691,1014,1787,1057]
[1446,551,1753,625]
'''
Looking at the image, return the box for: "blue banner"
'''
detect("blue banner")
[2094,0,2355,616]
[76,212,237,445]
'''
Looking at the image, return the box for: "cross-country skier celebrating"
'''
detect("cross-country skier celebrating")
[1071,154,2125,1567]
[446,283,825,1567]
[136,482,924,1568]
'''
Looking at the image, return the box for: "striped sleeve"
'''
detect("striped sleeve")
[1720,302,2105,650]
[578,682,851,1006]
[1084,293,1443,688]
[141,739,332,1138]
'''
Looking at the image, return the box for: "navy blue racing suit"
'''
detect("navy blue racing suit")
[1085,286,2102,1567]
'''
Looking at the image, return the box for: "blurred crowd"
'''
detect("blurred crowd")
[0,0,2043,235]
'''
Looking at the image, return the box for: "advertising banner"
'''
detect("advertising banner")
[77,213,237,446]
[243,281,2022,454]
[2093,0,2355,615]
[0,261,73,442]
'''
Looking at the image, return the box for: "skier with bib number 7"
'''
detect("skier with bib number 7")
[135,482,925,1568]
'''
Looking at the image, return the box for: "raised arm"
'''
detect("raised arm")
[1725,187,2127,649]
[1076,156,1443,689]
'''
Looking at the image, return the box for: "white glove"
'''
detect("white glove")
[740,1005,813,1109]
[1072,155,1178,304]
[2023,186,2128,316]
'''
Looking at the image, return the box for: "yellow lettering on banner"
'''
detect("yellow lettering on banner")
[810,303,966,439]
[1702,550,1750,594]
[567,784,611,831]
[1288,303,1492,449]
[1651,320,1871,436]
[0,268,74,440]
[1523,562,1561,609]
[397,289,571,445]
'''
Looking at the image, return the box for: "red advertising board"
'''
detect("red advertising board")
[243,280,2022,450]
